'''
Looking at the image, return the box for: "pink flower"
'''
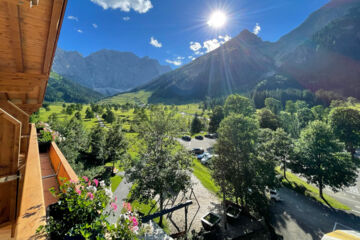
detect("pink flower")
[70,179,76,184]
[130,216,138,227]
[114,196,118,202]
[93,179,99,187]
[76,189,81,195]
[82,176,88,182]
[127,203,132,212]
[110,202,118,211]
[88,181,91,186]
[87,192,94,200]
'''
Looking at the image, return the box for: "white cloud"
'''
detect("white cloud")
[90,0,152,13]
[219,35,231,42]
[166,59,182,66]
[253,23,261,35]
[203,39,221,53]
[123,16,130,21]
[190,35,231,55]
[92,23,98,28]
[150,37,162,48]
[77,29,83,33]
[67,16,79,21]
[190,42,201,52]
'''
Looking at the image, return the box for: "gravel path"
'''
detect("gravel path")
[163,174,221,234]
[106,172,133,224]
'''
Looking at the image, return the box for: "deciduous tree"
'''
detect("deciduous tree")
[126,110,192,227]
[293,121,357,200]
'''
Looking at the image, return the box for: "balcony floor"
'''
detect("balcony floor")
[40,152,59,209]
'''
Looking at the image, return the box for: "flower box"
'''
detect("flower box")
[226,205,241,223]
[201,212,221,231]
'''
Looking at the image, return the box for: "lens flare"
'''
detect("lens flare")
[207,11,227,28]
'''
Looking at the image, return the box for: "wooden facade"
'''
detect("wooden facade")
[0,0,68,239]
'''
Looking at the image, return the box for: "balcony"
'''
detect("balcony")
[0,123,78,240]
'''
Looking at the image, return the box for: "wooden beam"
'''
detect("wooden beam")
[0,72,47,93]
[7,2,24,73]
[0,72,47,81]
[42,0,65,74]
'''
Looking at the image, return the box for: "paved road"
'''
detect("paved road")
[324,173,360,217]
[270,188,360,240]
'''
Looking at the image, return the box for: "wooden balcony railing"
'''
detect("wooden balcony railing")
[49,141,79,184]
[14,124,46,240]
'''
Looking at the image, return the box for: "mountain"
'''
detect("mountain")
[44,72,104,103]
[116,0,360,104]
[137,30,275,103]
[281,5,360,98]
[52,49,171,96]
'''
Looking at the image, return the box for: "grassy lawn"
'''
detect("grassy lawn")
[192,159,220,196]
[277,167,350,210]
[38,103,101,130]
[110,175,123,192]
[101,90,152,105]
[127,189,170,234]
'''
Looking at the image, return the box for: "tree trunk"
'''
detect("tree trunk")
[159,195,163,227]
[283,161,287,180]
[319,180,323,199]
[222,188,227,230]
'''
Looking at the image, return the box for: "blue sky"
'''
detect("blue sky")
[58,0,330,68]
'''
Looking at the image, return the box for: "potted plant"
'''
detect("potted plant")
[201,212,221,231]
[38,130,52,153]
[226,205,241,223]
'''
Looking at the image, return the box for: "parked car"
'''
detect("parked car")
[195,135,204,140]
[197,153,205,160]
[201,153,213,164]
[182,135,191,141]
[270,189,280,201]
[205,133,217,139]
[191,148,204,155]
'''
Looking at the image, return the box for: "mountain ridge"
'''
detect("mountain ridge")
[52,49,172,96]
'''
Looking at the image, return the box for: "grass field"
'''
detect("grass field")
[192,159,220,196]
[100,90,152,105]
[38,103,100,130]
[277,167,350,210]
[110,175,123,192]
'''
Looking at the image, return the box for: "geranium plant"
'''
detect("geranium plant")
[37,177,140,239]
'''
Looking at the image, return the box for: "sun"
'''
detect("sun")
[207,11,227,28]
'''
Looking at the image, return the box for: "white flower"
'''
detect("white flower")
[100,180,105,187]
[87,185,97,193]
[105,188,113,199]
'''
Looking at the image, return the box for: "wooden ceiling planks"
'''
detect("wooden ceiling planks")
[0,0,67,114]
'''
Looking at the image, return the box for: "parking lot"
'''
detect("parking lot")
[177,136,217,152]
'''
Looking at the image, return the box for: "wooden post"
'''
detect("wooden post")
[184,205,188,234]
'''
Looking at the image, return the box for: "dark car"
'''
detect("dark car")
[205,134,211,138]
[182,135,191,141]
[195,135,204,140]
[191,148,204,155]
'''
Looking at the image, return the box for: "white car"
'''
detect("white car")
[200,153,213,164]
[270,189,280,201]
